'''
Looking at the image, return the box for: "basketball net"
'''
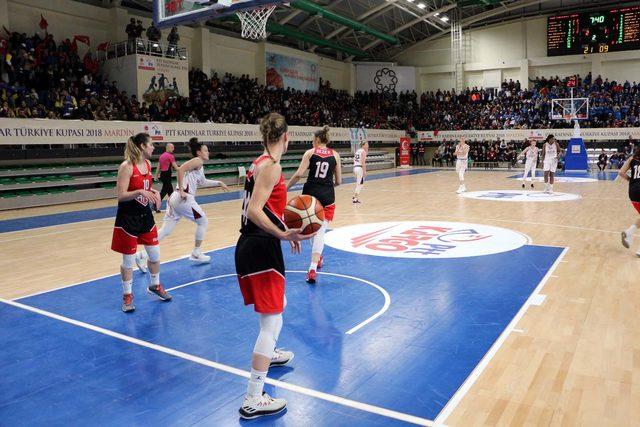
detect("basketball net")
[237,5,276,40]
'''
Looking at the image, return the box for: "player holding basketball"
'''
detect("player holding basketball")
[455,138,469,194]
[135,138,229,271]
[111,133,172,313]
[619,146,640,256]
[287,125,342,284]
[519,139,539,189]
[542,135,562,193]
[236,113,312,419]
[352,140,367,203]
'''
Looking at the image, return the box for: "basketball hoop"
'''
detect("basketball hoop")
[237,5,276,40]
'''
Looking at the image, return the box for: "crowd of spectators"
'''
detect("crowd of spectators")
[2,28,640,133]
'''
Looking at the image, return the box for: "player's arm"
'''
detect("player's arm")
[333,151,342,186]
[200,175,229,192]
[541,144,546,162]
[177,157,203,199]
[362,150,367,177]
[171,159,179,171]
[154,160,161,179]
[248,162,310,242]
[286,150,311,191]
[618,157,633,182]
[518,147,528,159]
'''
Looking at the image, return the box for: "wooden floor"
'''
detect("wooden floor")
[1,167,638,426]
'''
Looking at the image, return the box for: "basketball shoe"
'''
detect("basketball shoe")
[122,294,135,313]
[239,392,287,420]
[621,231,632,249]
[147,284,172,301]
[306,269,317,284]
[270,348,294,367]
[135,251,148,273]
[189,253,211,264]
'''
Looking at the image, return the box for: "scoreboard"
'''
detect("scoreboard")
[547,6,640,56]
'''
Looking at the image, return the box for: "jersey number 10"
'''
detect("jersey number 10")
[633,167,640,180]
[314,161,330,179]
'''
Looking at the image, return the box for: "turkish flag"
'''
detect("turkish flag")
[73,35,90,46]
[39,14,48,30]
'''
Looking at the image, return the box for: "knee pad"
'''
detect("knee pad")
[145,244,160,263]
[121,254,135,270]
[195,217,208,241]
[312,221,327,254]
[253,313,283,358]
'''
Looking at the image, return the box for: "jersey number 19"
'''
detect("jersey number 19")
[314,161,329,179]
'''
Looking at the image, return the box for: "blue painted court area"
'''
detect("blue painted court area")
[1,238,564,425]
[508,170,619,181]
[0,168,437,234]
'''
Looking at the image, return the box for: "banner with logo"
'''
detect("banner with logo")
[265,52,319,92]
[349,127,367,154]
[417,128,640,142]
[136,54,189,103]
[399,137,411,168]
[356,65,416,93]
[0,119,404,145]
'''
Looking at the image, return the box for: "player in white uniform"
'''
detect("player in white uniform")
[352,141,368,204]
[542,135,562,193]
[518,139,539,189]
[455,138,469,194]
[136,138,229,271]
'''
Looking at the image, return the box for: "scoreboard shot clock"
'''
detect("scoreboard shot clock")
[547,5,640,56]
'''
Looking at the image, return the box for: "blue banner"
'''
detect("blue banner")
[265,52,319,92]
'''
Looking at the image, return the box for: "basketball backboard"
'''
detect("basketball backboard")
[551,97,589,121]
[154,0,284,28]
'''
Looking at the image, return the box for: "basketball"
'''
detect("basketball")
[284,195,324,235]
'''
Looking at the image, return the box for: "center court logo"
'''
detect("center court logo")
[324,221,530,259]
[460,190,581,202]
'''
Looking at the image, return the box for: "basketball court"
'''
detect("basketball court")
[2,165,638,425]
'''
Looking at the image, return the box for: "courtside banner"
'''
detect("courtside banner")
[0,119,405,145]
[399,137,411,167]
[418,128,640,142]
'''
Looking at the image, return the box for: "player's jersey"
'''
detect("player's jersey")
[545,142,558,160]
[354,148,366,167]
[629,157,640,202]
[525,146,539,160]
[118,160,153,215]
[181,166,206,196]
[240,154,287,237]
[306,147,336,186]
[456,144,469,160]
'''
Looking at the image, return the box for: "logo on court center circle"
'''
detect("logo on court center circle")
[459,190,581,202]
[324,221,529,258]
[514,177,597,183]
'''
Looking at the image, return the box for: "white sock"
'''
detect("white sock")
[150,273,160,286]
[122,279,132,295]
[247,368,267,398]
[309,262,318,271]
[627,225,637,235]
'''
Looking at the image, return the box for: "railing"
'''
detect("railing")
[97,38,188,62]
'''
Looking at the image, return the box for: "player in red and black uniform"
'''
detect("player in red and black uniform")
[111,133,172,313]
[235,113,311,420]
[619,146,640,256]
[287,125,342,283]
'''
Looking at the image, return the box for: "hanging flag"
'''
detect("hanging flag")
[39,14,48,30]
[73,35,90,46]
[96,41,109,51]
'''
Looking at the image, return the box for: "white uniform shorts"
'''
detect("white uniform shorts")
[166,192,206,222]
[543,158,557,173]
[455,159,468,173]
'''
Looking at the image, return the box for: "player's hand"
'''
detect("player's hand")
[141,189,161,207]
[281,228,314,241]
[290,240,301,254]
[180,189,187,201]
[220,182,230,192]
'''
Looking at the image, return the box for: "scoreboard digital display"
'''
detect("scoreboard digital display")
[547,6,640,56]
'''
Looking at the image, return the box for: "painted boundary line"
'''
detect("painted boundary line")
[0,297,433,426]
[0,169,439,235]
[432,246,569,425]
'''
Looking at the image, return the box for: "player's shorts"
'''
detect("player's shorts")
[302,183,335,222]
[456,159,468,173]
[630,186,640,213]
[543,158,558,172]
[165,192,206,222]
[354,166,364,184]
[235,234,285,314]
[632,201,640,215]
[525,158,537,169]
[111,209,158,254]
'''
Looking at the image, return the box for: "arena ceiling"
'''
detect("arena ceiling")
[105,0,634,60]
